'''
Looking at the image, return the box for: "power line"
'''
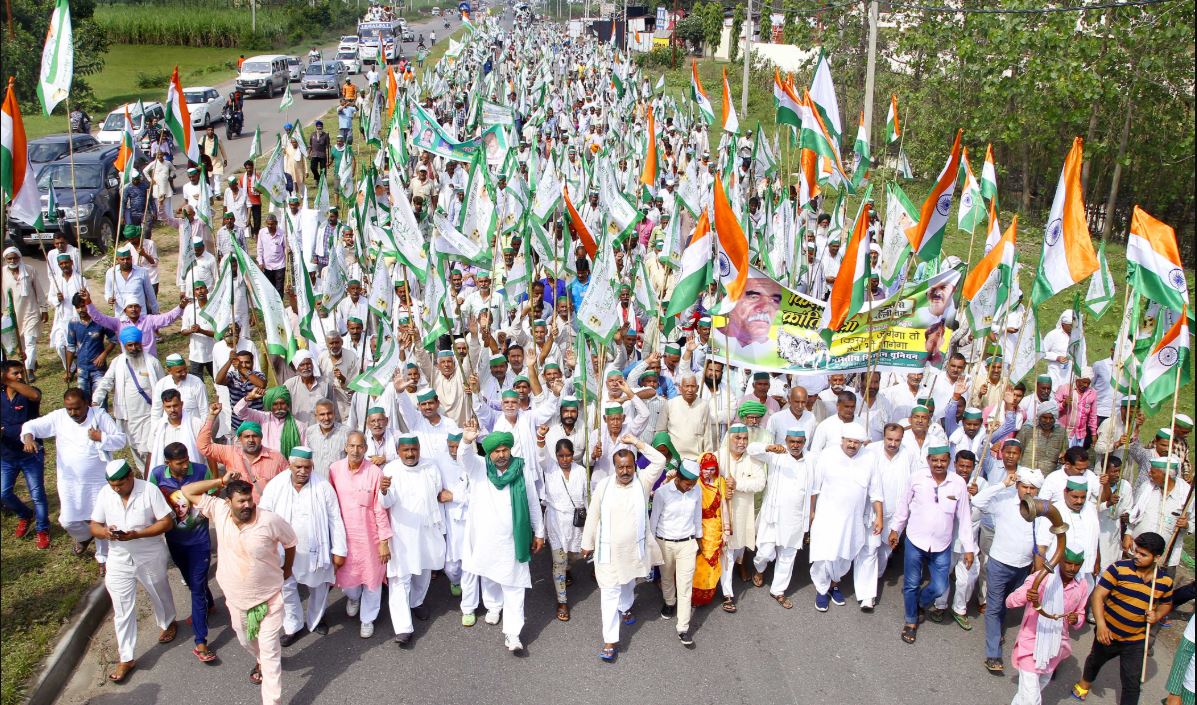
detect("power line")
[874,0,1180,14]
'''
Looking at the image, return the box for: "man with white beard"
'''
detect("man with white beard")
[458,425,544,653]
[92,327,164,472]
[259,447,347,645]
[807,422,883,612]
[854,423,916,611]
[379,434,448,647]
[749,430,818,608]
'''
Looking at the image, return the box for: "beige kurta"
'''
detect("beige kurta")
[655,396,711,460]
[718,448,767,551]
[580,446,667,588]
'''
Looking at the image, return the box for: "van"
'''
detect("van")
[95,101,165,143]
[236,54,290,98]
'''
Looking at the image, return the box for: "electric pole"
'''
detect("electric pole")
[740,0,752,117]
[861,0,878,142]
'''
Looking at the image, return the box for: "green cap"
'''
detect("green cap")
[367,406,387,416]
[925,444,950,457]
[447,432,464,442]
[752,372,769,381]
[664,344,680,355]
[1065,477,1088,492]
[678,459,699,481]
[603,403,624,417]
[105,459,132,481]
[1036,374,1052,384]
[560,397,579,409]
[165,354,186,367]
[501,389,520,400]
[785,429,806,438]
[728,424,748,434]
[416,388,438,403]
[396,434,420,446]
[513,375,531,386]
[963,407,983,420]
[1063,547,1085,564]
[289,446,313,460]
[237,420,262,436]
[911,405,931,416]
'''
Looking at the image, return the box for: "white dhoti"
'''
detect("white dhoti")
[1011,669,1051,705]
[342,585,383,625]
[934,551,981,614]
[810,548,866,595]
[719,547,745,599]
[386,570,432,637]
[105,554,176,662]
[17,312,39,369]
[122,414,156,470]
[753,544,799,596]
[459,571,480,613]
[600,580,636,644]
[281,577,330,635]
[479,578,526,638]
[852,523,895,604]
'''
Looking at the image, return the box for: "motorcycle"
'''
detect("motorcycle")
[223,103,244,139]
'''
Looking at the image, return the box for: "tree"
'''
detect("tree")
[730,5,744,61]
[675,14,707,52]
[700,2,724,57]
[0,0,110,113]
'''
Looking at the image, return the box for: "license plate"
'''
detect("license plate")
[28,232,54,241]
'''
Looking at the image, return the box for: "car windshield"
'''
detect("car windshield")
[38,164,103,190]
[337,52,355,59]
[287,58,299,66]
[184,91,207,104]
[243,61,270,74]
[28,142,69,163]
[341,36,358,42]
[308,63,334,76]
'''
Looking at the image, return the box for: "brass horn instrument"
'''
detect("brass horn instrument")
[1019,497,1070,619]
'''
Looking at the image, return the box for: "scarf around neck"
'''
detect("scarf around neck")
[486,456,532,563]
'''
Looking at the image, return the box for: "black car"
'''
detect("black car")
[5,145,123,251]
[27,133,100,177]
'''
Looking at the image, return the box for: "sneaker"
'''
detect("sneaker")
[359,622,374,639]
[346,599,360,617]
[815,592,830,612]
[660,603,676,619]
[280,630,303,647]
[35,531,50,550]
[450,583,462,597]
[860,598,875,613]
[461,612,477,627]
[484,609,501,625]
[504,635,523,653]
[14,518,30,538]
[829,585,846,606]
[678,631,694,648]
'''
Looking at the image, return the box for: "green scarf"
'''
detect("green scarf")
[263,386,301,458]
[244,601,269,641]
[486,456,532,563]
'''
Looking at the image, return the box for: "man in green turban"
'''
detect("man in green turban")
[459,425,544,654]
[236,386,305,459]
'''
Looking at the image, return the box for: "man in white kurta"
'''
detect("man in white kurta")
[718,424,767,603]
[854,423,916,610]
[92,328,163,472]
[259,448,346,643]
[1041,310,1074,391]
[88,459,177,681]
[150,355,209,421]
[380,434,447,645]
[431,432,471,602]
[474,384,560,497]
[580,437,667,658]
[21,391,127,564]
[808,422,884,610]
[749,430,817,607]
[458,427,544,653]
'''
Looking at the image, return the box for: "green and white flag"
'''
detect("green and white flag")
[321,239,348,311]
[1,291,19,357]
[432,213,491,268]
[878,182,917,288]
[349,336,402,396]
[1083,240,1115,321]
[1139,311,1190,412]
[420,256,450,350]
[387,179,429,280]
[752,124,778,178]
[632,256,660,319]
[366,252,394,322]
[1067,294,1088,376]
[36,0,73,117]
[231,239,296,361]
[1009,305,1042,385]
[290,234,317,342]
[195,165,213,228]
[577,237,620,344]
[199,257,235,337]
[255,137,289,206]
[896,148,913,179]
[278,82,294,112]
[248,125,262,161]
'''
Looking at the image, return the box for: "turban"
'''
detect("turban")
[263,386,291,409]
[481,431,515,454]
[237,420,263,436]
[738,400,767,418]
[1016,468,1045,488]
[119,326,143,344]
[1036,401,1059,418]
[841,422,867,441]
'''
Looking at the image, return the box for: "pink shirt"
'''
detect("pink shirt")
[328,459,393,590]
[1005,573,1089,674]
[891,472,976,554]
[1055,385,1098,442]
[232,398,306,455]
[197,494,297,610]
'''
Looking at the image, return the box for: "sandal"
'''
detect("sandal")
[1069,683,1089,701]
[772,593,793,609]
[249,664,263,685]
[901,625,917,644]
[192,645,218,663]
[158,622,178,644]
[108,661,136,683]
[556,604,570,622]
[721,597,737,613]
[599,646,616,662]
[73,539,92,557]
[985,658,1004,675]
[752,572,765,588]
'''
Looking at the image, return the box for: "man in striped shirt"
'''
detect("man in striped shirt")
[1072,531,1173,704]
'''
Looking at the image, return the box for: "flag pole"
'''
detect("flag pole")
[63,97,85,261]
[1097,280,1134,489]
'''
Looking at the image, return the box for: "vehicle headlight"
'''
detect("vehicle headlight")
[61,203,94,220]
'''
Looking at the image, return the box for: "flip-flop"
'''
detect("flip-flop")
[752,573,765,588]
[158,622,178,644]
[192,646,217,663]
[1069,683,1088,701]
[621,612,636,626]
[249,665,263,685]
[721,597,737,613]
[556,604,570,622]
[901,625,917,644]
[599,646,616,662]
[108,662,136,683]
[773,593,793,609]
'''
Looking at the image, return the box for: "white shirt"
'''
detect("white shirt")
[90,479,172,566]
[649,481,703,540]
[766,407,818,445]
[971,481,1035,568]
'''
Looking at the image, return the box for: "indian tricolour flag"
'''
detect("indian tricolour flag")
[819,186,874,342]
[713,172,749,301]
[115,106,137,184]
[36,0,72,117]
[957,146,985,233]
[1127,205,1188,313]
[773,70,801,129]
[1,79,44,228]
[640,106,657,195]
[664,209,712,318]
[164,66,199,163]
[798,89,844,176]
[904,129,962,262]
[1139,307,1190,412]
[691,61,715,125]
[885,94,900,144]
[981,143,999,201]
[720,68,739,134]
[849,111,870,192]
[808,50,842,148]
[962,211,1017,337]
[1030,137,1099,308]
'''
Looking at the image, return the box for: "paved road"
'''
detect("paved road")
[57,550,1184,705]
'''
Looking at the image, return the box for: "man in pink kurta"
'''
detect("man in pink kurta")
[1054,372,1099,447]
[1004,549,1089,705]
[328,432,393,637]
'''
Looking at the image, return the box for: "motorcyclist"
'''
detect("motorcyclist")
[308,46,321,63]
[68,107,91,134]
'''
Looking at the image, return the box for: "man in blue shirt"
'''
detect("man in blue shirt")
[0,360,49,548]
[568,257,591,313]
[65,293,118,399]
[337,100,357,146]
[148,442,217,661]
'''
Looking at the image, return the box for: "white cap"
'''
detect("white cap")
[840,422,867,441]
[1016,467,1045,488]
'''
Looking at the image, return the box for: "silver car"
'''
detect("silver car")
[301,61,348,99]
[286,56,303,82]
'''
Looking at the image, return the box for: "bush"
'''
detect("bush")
[94,0,359,48]
[634,46,678,70]
[136,70,171,88]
